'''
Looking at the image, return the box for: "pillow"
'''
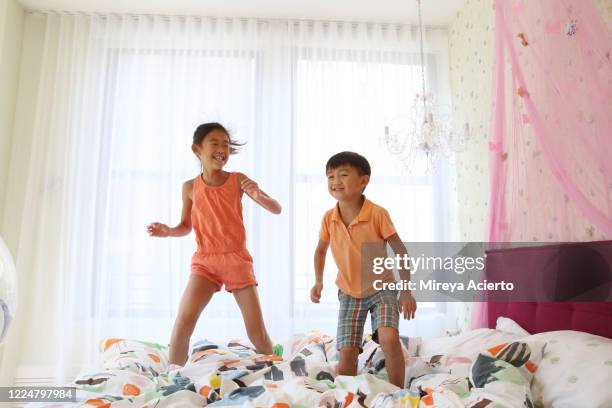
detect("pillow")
[418,328,525,360]
[525,330,612,408]
[416,328,526,377]
[470,340,544,387]
[496,316,530,337]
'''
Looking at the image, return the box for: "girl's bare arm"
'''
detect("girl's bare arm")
[237,173,282,215]
[147,180,194,237]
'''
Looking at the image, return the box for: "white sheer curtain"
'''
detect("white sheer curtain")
[0,12,456,384]
[289,21,459,338]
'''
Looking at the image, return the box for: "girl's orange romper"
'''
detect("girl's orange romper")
[190,172,257,291]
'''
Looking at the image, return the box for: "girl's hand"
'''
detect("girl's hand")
[398,291,417,320]
[240,177,262,200]
[147,222,170,237]
[237,173,281,214]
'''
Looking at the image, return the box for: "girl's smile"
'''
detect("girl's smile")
[193,129,231,170]
[212,152,226,163]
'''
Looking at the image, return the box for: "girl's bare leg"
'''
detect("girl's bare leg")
[169,275,218,365]
[232,285,273,355]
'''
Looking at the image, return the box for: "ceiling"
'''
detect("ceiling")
[19,0,467,26]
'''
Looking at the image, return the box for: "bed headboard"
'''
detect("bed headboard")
[484,241,612,339]
[486,302,612,338]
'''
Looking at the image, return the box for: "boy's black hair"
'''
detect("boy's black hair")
[193,122,244,154]
[325,151,371,176]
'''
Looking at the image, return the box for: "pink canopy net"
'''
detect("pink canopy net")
[473,0,611,327]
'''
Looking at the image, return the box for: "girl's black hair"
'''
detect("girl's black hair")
[192,122,244,154]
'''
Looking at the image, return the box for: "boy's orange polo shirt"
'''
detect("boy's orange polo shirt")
[319,197,397,298]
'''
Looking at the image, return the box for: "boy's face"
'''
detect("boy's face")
[326,165,369,201]
[192,130,230,171]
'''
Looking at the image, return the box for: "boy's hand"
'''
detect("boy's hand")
[310,282,323,303]
[240,177,262,200]
[398,291,417,320]
[147,222,170,237]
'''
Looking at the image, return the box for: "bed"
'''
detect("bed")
[30,242,612,407]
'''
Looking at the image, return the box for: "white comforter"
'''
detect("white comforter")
[27,331,538,407]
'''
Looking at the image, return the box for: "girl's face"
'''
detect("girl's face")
[192,129,231,171]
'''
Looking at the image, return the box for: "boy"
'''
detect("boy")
[310,151,417,388]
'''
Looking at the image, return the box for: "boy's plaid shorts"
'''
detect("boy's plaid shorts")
[336,289,399,350]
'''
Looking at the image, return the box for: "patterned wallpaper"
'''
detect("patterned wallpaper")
[448,0,612,242]
[448,0,494,242]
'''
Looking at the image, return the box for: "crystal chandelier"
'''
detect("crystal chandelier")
[383,0,469,173]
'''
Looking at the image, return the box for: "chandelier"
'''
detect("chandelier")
[383,0,469,173]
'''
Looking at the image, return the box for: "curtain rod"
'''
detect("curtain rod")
[25,9,447,30]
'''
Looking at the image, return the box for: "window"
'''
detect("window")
[87,40,456,340]
[292,57,455,335]
[97,49,257,323]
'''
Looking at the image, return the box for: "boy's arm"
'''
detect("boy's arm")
[386,232,417,319]
[238,173,282,214]
[311,239,329,303]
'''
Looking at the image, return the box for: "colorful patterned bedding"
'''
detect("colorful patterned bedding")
[30,332,542,408]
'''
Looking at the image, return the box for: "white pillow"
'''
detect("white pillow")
[496,316,530,337]
[526,330,612,408]
[418,328,524,361]
[417,328,526,378]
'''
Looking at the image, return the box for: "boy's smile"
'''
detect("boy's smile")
[327,165,369,200]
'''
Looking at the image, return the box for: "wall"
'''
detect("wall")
[448,0,494,242]
[0,0,24,235]
[0,0,24,378]
[0,11,46,384]
[597,0,612,24]
[449,0,612,242]
[2,12,43,256]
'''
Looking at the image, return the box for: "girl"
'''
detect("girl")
[147,122,282,367]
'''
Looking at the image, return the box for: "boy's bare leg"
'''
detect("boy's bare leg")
[338,347,360,376]
[169,275,218,365]
[377,326,405,388]
[233,285,273,355]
